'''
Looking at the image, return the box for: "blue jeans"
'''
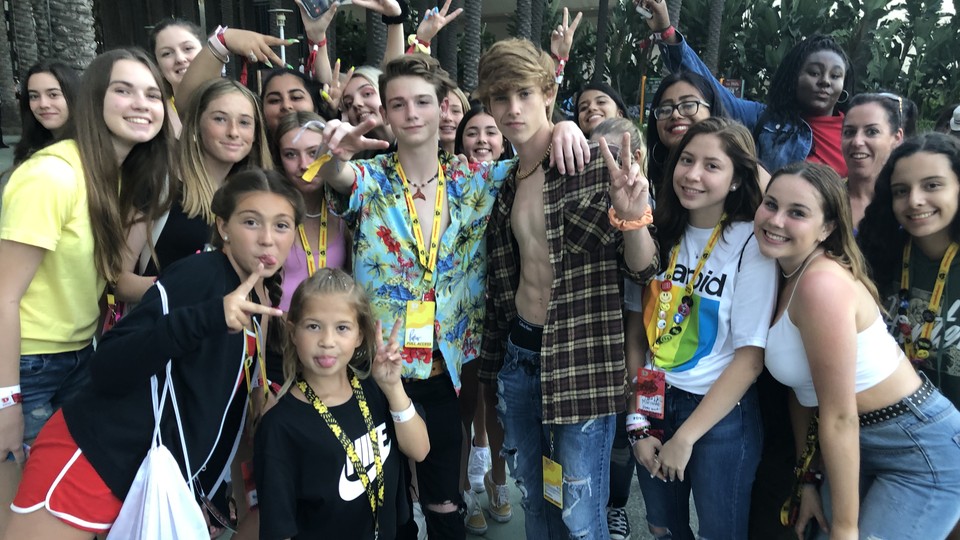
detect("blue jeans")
[19,344,93,442]
[637,384,762,540]
[817,387,960,540]
[496,338,615,540]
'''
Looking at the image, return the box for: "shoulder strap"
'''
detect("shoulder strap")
[138,175,172,275]
[783,252,823,311]
[150,282,197,493]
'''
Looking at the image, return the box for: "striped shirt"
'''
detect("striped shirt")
[479,145,659,424]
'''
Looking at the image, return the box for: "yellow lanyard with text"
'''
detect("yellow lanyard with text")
[397,162,445,282]
[649,216,726,364]
[898,240,959,362]
[297,197,328,277]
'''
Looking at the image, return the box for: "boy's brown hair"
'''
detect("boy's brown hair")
[379,53,456,105]
[474,38,556,111]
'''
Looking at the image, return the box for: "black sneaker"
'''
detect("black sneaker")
[607,506,631,540]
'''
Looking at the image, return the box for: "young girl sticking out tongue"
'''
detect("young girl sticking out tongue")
[255,268,430,540]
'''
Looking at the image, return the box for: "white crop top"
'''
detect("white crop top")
[764,259,901,407]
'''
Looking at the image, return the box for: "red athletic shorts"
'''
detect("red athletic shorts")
[11,410,123,533]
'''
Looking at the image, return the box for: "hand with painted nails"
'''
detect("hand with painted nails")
[223,264,284,333]
[220,28,287,68]
[601,132,650,220]
[296,0,338,42]
[550,7,583,61]
[416,0,463,44]
[325,60,353,113]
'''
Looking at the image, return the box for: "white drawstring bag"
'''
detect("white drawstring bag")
[106,282,209,540]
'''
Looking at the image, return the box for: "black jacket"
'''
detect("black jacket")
[64,251,255,501]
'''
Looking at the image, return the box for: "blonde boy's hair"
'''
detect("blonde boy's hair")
[475,39,556,112]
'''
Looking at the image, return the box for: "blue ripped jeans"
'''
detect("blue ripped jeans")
[496,338,615,540]
[20,344,93,442]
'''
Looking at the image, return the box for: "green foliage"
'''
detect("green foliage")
[585,0,959,122]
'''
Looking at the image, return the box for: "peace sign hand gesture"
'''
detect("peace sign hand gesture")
[223,264,283,333]
[371,319,403,389]
[550,7,583,61]
[600,132,650,220]
[416,0,463,44]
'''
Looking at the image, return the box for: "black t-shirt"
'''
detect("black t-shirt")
[145,198,212,276]
[254,377,406,540]
[882,249,960,408]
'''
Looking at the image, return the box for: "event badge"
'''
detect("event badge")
[404,300,435,349]
[636,368,666,419]
[542,456,563,508]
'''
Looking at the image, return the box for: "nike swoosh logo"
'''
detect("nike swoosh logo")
[338,423,393,501]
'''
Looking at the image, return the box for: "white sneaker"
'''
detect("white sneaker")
[463,489,488,535]
[413,501,427,540]
[467,444,492,493]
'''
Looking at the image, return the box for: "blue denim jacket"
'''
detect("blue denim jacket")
[659,34,813,173]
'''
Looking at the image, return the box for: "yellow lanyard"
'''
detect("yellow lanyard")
[243,318,268,397]
[898,241,959,362]
[297,373,384,537]
[397,161,445,282]
[297,197,328,277]
[649,216,726,364]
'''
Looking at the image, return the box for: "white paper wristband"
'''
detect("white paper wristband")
[390,400,416,423]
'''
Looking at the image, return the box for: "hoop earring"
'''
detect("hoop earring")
[837,90,849,104]
[651,141,665,165]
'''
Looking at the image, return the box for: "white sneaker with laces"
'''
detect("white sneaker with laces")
[463,489,488,535]
[607,505,631,540]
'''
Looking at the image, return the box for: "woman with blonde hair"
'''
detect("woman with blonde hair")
[114,78,273,303]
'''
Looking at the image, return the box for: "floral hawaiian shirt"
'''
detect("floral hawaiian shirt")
[328,151,516,391]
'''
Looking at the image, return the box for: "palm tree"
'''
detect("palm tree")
[593,0,610,83]
[10,0,39,71]
[0,10,17,137]
[438,0,461,80]
[703,0,725,74]
[530,0,545,49]
[515,0,531,39]
[461,0,482,92]
[48,0,97,69]
[667,0,683,28]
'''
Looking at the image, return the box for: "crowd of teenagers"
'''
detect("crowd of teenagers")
[2,0,960,539]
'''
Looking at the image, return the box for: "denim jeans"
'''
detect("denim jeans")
[496,338,615,540]
[20,344,93,442]
[816,387,960,540]
[637,384,762,540]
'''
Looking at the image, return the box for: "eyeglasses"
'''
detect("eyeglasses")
[877,92,903,123]
[653,100,711,121]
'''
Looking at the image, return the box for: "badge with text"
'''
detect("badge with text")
[542,456,563,508]
[636,368,666,419]
[404,300,436,349]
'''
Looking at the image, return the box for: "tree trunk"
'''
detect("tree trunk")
[703,0,725,74]
[461,0,482,92]
[593,0,610,83]
[10,0,39,72]
[49,0,97,70]
[366,9,387,66]
[437,0,460,79]
[31,0,52,60]
[530,0,545,49]
[0,8,18,135]
[515,0,531,39]
[667,0,683,29]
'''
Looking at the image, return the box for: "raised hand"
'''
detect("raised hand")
[352,0,403,16]
[634,0,670,31]
[321,117,391,161]
[416,0,463,44]
[372,319,403,388]
[600,133,650,220]
[221,28,287,68]
[296,0,338,42]
[223,264,284,333]
[550,7,583,61]
[324,60,353,113]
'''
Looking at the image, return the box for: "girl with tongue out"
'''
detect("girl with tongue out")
[4,168,302,539]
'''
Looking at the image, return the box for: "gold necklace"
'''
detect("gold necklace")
[516,143,553,181]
